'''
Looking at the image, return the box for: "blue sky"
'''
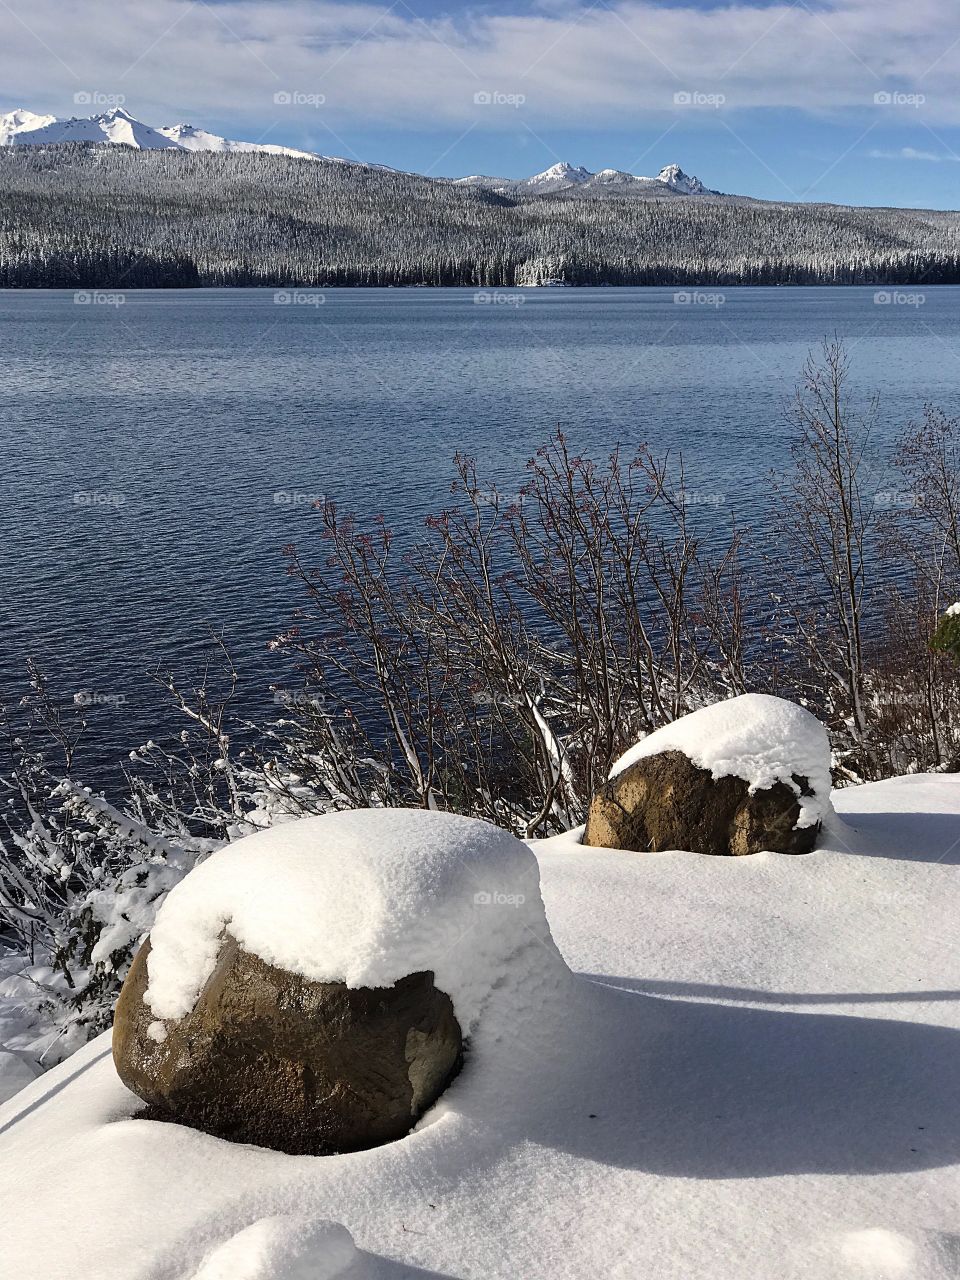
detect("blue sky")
[3,0,960,206]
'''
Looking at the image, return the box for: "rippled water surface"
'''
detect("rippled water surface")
[2,286,959,774]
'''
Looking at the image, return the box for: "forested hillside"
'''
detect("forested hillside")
[2,143,959,287]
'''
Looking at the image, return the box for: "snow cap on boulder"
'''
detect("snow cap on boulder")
[143,807,560,1037]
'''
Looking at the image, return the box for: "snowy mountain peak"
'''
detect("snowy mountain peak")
[537,162,589,179]
[0,108,57,145]
[0,106,324,161]
[0,107,181,151]
[656,163,707,195]
[524,162,593,192]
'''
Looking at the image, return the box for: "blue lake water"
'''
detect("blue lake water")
[1,285,959,776]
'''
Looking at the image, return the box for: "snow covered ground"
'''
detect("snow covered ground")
[1,773,959,1279]
[0,956,68,1099]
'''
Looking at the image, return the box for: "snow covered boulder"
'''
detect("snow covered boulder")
[583,694,831,856]
[113,808,555,1154]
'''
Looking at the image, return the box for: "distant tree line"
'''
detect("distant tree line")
[1,144,959,288]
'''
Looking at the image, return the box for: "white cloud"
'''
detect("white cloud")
[869,146,960,162]
[1,0,959,137]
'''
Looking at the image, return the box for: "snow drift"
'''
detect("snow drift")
[2,775,960,1279]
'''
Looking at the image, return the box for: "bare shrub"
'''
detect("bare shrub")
[276,433,747,837]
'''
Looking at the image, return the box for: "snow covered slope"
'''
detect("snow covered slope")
[2,773,959,1279]
[156,122,322,160]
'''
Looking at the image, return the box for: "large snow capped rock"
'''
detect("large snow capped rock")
[584,694,831,856]
[113,808,561,1153]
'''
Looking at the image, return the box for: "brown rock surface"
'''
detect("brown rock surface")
[113,935,462,1154]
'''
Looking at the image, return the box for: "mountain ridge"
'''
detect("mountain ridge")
[0,106,335,162]
[453,160,715,198]
[0,106,718,199]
